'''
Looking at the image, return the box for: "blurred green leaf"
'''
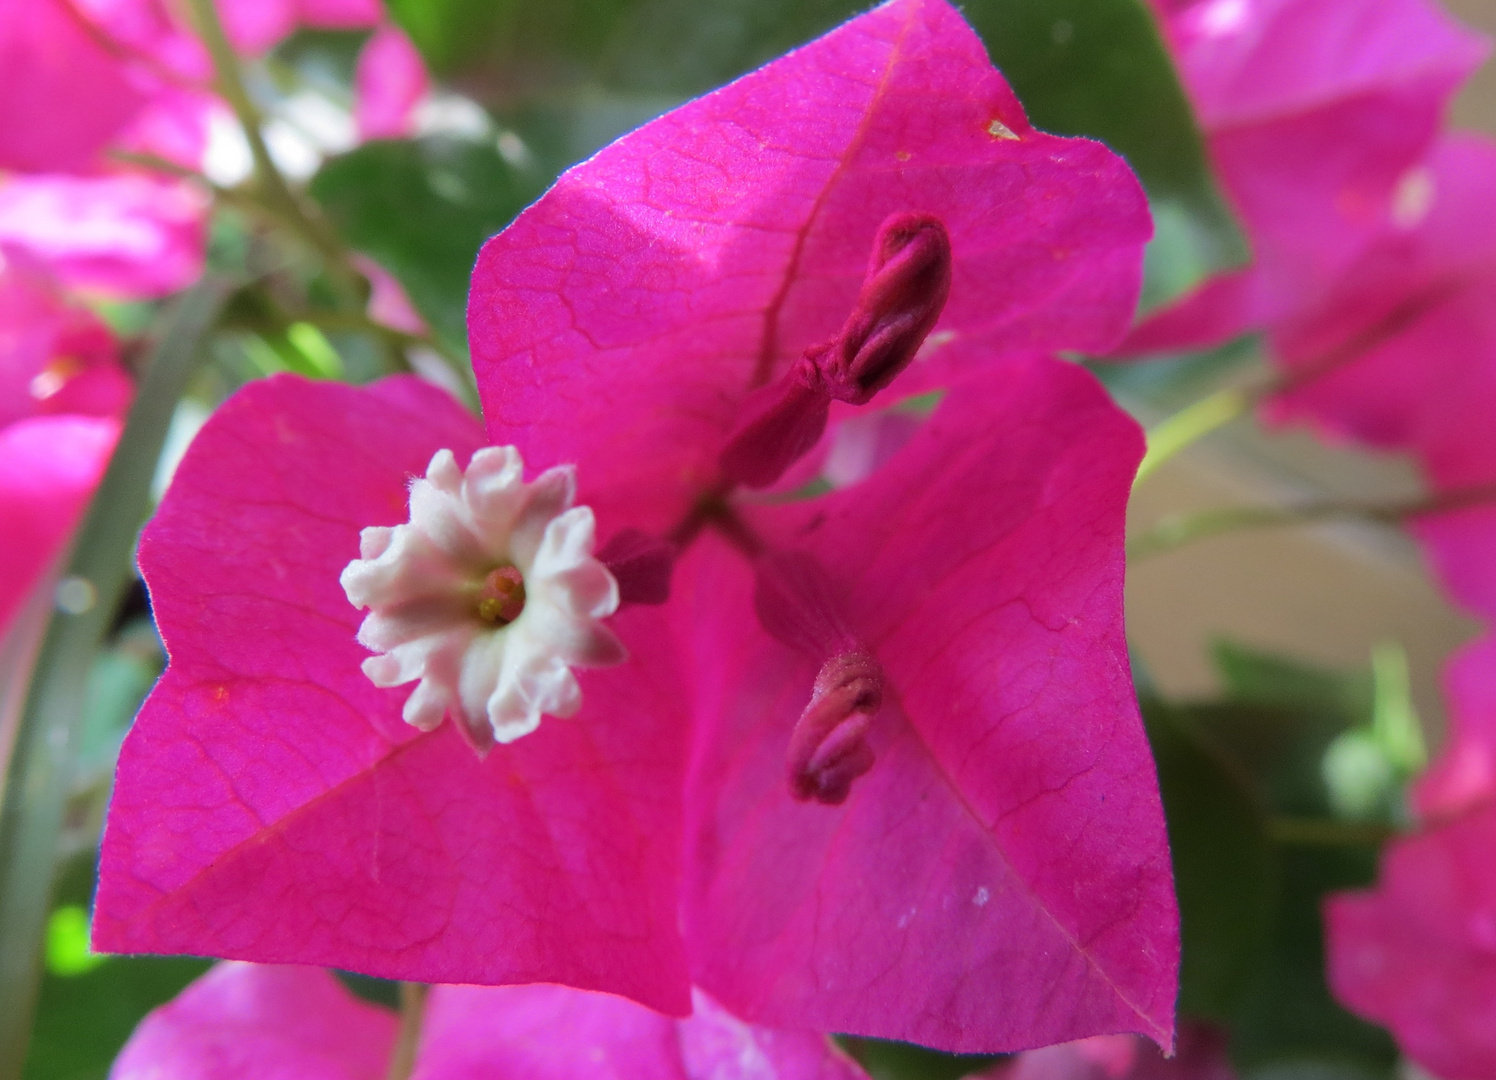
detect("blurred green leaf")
[1213,642,1375,724]
[1228,848,1397,1080]
[311,136,544,348]
[1143,699,1274,1021]
[839,1037,1000,1080]
[24,950,210,1080]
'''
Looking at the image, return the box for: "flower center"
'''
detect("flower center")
[476,565,526,624]
[341,446,627,753]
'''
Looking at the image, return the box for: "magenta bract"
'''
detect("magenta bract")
[111,963,395,1080]
[95,375,694,1013]
[0,265,129,641]
[1326,804,1496,1080]
[111,963,870,1080]
[1119,0,1488,355]
[1414,636,1496,823]
[469,0,1150,536]
[98,0,1176,1053]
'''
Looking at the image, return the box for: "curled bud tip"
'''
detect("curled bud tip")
[809,212,952,405]
[788,651,884,805]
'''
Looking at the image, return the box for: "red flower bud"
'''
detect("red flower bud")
[787,651,883,805]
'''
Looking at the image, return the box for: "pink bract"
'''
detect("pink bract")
[1264,135,1496,621]
[1414,636,1496,823]
[355,23,429,142]
[112,963,869,1080]
[111,963,395,1080]
[0,415,121,644]
[98,0,1175,1054]
[0,0,149,172]
[0,265,129,641]
[0,173,208,299]
[468,0,1150,534]
[975,1024,1233,1080]
[1326,804,1496,1080]
[1118,0,1488,354]
[95,375,694,1014]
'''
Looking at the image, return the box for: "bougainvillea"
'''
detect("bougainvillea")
[0,264,130,641]
[111,962,869,1080]
[96,0,1178,1055]
[1122,0,1487,354]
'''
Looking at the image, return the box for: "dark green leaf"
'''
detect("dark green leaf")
[23,952,211,1080]
[1143,699,1273,1021]
[839,1036,1000,1080]
[1228,848,1396,1080]
[311,137,544,349]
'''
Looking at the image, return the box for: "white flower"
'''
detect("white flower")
[340,446,625,751]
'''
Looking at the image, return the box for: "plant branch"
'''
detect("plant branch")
[1128,482,1496,560]
[1268,817,1396,847]
[180,0,359,304]
[384,982,429,1080]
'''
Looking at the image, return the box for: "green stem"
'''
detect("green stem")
[1133,385,1254,486]
[384,983,429,1080]
[0,280,233,1079]
[180,0,360,304]
[1128,481,1496,560]
[1268,817,1396,847]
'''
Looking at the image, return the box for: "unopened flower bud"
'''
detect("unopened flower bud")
[788,651,883,805]
[805,212,952,405]
[717,212,952,489]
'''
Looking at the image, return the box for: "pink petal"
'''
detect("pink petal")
[471,0,1150,536]
[355,23,429,142]
[1261,135,1496,620]
[299,0,385,27]
[1131,0,1487,349]
[214,0,296,55]
[0,0,149,171]
[1413,636,1496,821]
[1325,804,1496,1080]
[0,173,208,299]
[416,984,867,1080]
[979,1025,1233,1080]
[95,375,693,1013]
[681,356,1175,1051]
[110,963,395,1080]
[0,414,120,643]
[0,265,131,429]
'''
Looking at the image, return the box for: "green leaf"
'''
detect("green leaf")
[1228,847,1397,1080]
[24,950,211,1080]
[42,908,104,978]
[310,137,545,349]
[1143,700,1273,1021]
[838,1037,1000,1080]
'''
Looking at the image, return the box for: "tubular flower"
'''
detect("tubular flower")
[97,0,1176,1053]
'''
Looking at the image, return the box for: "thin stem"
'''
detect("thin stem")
[1128,481,1496,560]
[0,279,233,1079]
[384,982,429,1080]
[1269,817,1396,847]
[1133,384,1257,486]
[180,0,359,304]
